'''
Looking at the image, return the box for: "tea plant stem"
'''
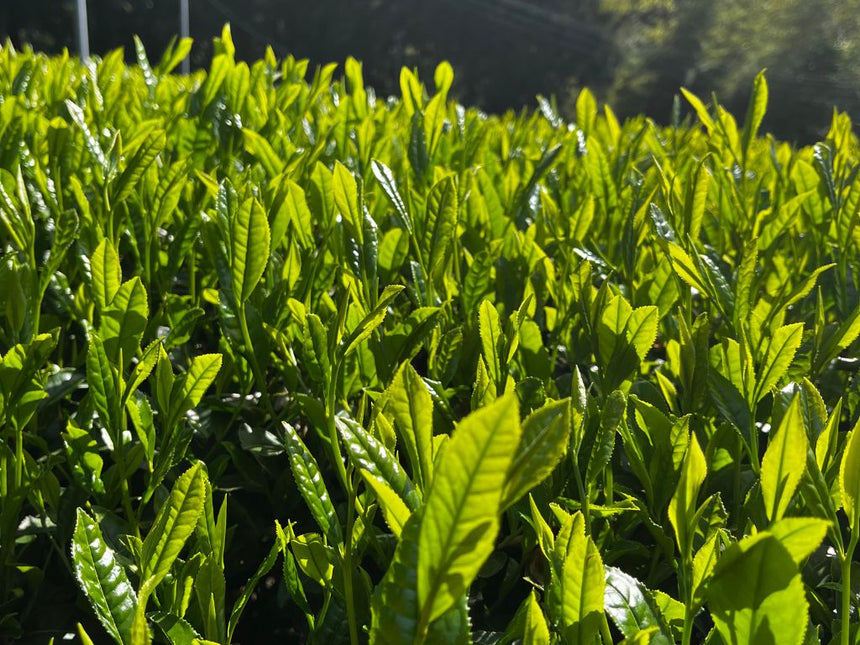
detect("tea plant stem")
[26,239,41,339]
[14,423,23,490]
[237,302,276,419]
[342,469,360,645]
[189,246,197,304]
[732,455,743,529]
[747,416,761,475]
[841,531,858,645]
[600,613,613,644]
[681,601,693,645]
[114,444,140,539]
[325,361,348,491]
[573,459,590,527]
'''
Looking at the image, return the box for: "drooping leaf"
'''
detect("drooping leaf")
[150,612,200,645]
[242,129,284,177]
[167,353,222,427]
[767,517,829,565]
[754,323,804,402]
[290,532,337,589]
[342,285,404,357]
[123,340,161,406]
[372,159,412,233]
[112,130,166,204]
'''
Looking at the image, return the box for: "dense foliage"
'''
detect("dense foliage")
[1,27,860,644]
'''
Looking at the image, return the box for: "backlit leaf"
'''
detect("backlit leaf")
[140,463,207,595]
[230,197,270,304]
[707,533,808,645]
[761,395,807,521]
[417,393,521,624]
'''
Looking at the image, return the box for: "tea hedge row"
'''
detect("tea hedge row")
[0,26,859,645]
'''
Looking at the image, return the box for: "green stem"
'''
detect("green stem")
[342,469,360,645]
[604,467,614,505]
[415,613,430,645]
[681,605,694,645]
[325,361,348,491]
[14,423,23,490]
[29,245,40,340]
[600,612,614,645]
[842,532,858,645]
[0,443,7,498]
[679,560,694,645]
[238,302,276,418]
[189,246,197,305]
[747,412,761,475]
[732,448,743,530]
[573,460,590,528]
[113,439,140,539]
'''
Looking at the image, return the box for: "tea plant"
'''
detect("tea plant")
[0,26,858,645]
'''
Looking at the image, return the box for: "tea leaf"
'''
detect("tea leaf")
[523,590,550,645]
[281,422,343,543]
[140,463,207,595]
[417,393,521,624]
[604,567,674,643]
[502,398,571,510]
[761,395,807,521]
[72,509,138,645]
[385,362,435,490]
[840,417,860,533]
[707,534,808,645]
[230,197,270,304]
[548,512,605,643]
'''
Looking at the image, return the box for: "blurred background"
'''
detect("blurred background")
[2,0,859,143]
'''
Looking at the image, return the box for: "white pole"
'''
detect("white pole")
[180,0,190,74]
[76,0,90,59]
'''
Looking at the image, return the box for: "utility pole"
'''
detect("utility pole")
[75,0,90,59]
[180,0,190,74]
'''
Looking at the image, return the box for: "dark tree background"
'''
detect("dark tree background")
[2,0,859,142]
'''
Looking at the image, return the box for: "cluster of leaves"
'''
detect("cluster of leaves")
[1,25,859,645]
